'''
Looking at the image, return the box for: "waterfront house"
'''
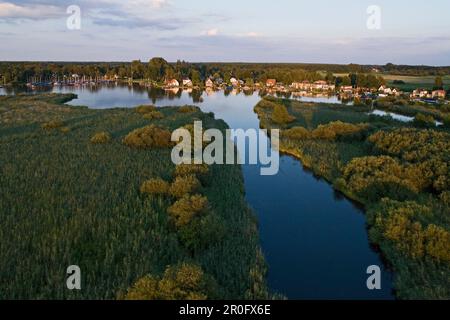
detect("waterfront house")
[182,78,193,87]
[313,80,328,90]
[340,86,353,94]
[291,80,312,91]
[230,77,239,87]
[166,79,179,88]
[266,79,277,88]
[432,90,446,99]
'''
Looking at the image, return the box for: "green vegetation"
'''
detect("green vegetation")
[90,131,111,144]
[0,94,268,300]
[123,263,218,300]
[374,96,450,121]
[254,97,450,299]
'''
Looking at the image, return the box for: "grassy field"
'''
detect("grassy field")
[254,97,450,299]
[334,73,450,91]
[0,94,268,299]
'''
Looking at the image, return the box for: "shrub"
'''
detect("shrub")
[143,111,164,120]
[414,113,435,128]
[271,104,295,124]
[42,120,64,130]
[123,125,173,149]
[60,127,71,134]
[140,178,170,196]
[282,126,310,140]
[178,106,198,113]
[135,105,156,114]
[90,132,111,144]
[167,194,209,228]
[178,214,226,253]
[124,263,217,300]
[443,115,450,128]
[312,121,368,141]
[169,175,201,198]
[342,156,419,202]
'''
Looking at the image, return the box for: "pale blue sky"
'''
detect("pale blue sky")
[1,0,449,64]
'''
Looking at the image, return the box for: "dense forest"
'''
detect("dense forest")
[1,60,449,86]
[0,94,269,299]
[254,97,450,299]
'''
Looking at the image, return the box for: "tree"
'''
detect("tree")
[434,76,444,90]
[131,60,144,80]
[190,69,201,86]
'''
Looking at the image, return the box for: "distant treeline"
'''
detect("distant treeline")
[1,59,449,85]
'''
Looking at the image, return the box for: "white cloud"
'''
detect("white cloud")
[0,2,63,19]
[203,28,219,36]
[239,32,261,38]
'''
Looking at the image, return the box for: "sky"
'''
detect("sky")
[0,0,450,65]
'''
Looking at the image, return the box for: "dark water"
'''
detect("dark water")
[1,84,394,299]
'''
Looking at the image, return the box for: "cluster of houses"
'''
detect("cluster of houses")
[162,76,448,103]
[165,77,225,89]
[290,80,336,92]
[411,89,446,100]
[378,85,402,97]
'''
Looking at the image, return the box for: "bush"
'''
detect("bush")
[124,263,217,300]
[90,132,111,144]
[178,214,226,253]
[169,175,201,198]
[312,121,368,141]
[143,111,164,120]
[42,120,64,130]
[167,194,209,228]
[271,104,295,124]
[342,156,419,202]
[414,113,435,128]
[140,178,170,196]
[178,106,199,113]
[123,125,173,149]
[282,126,310,140]
[135,105,156,114]
[60,127,71,134]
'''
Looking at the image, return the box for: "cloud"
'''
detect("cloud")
[237,31,261,38]
[203,28,219,36]
[0,2,63,19]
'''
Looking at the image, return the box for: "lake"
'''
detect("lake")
[1,84,394,299]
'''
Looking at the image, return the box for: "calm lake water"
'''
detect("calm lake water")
[1,84,394,299]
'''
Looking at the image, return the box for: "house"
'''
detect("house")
[166,79,179,88]
[392,88,400,96]
[313,80,328,90]
[432,90,446,99]
[182,78,193,87]
[266,79,277,88]
[411,89,430,98]
[340,86,353,93]
[230,77,239,87]
[205,78,214,88]
[291,80,312,91]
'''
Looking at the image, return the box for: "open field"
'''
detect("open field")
[334,73,450,91]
